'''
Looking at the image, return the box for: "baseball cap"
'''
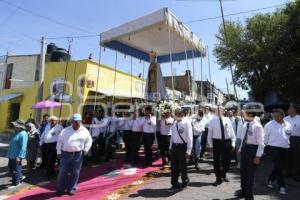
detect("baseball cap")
[72,113,82,121]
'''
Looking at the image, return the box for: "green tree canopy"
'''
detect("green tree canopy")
[214,0,300,103]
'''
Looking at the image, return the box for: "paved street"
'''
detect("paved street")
[125,156,300,200]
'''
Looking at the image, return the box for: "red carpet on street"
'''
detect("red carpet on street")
[6,158,161,200]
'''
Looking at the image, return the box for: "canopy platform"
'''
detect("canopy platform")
[100,8,206,63]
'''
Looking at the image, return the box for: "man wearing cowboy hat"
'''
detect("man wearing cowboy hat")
[7,119,28,189]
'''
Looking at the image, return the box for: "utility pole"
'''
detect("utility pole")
[225,78,230,94]
[35,36,46,123]
[219,0,238,100]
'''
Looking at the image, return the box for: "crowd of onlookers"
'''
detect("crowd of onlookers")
[5,102,300,199]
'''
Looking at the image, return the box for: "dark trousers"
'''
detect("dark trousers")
[200,129,208,158]
[91,134,105,163]
[268,146,288,188]
[123,130,132,161]
[105,132,117,161]
[131,131,142,163]
[212,139,232,181]
[8,159,22,185]
[158,133,171,163]
[143,133,155,165]
[241,144,258,200]
[44,142,57,176]
[40,144,47,168]
[287,136,300,177]
[171,143,189,187]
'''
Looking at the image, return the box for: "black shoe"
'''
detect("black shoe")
[67,190,76,196]
[168,185,181,193]
[213,179,223,186]
[223,177,230,182]
[56,191,64,196]
[195,165,200,171]
[234,190,245,198]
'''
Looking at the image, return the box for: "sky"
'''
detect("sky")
[0,0,291,99]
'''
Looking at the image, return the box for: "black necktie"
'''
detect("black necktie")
[219,117,225,141]
[243,123,250,146]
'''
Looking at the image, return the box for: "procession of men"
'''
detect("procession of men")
[5,102,300,199]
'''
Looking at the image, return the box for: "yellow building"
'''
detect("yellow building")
[0,59,145,131]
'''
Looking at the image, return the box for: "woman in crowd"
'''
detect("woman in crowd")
[25,122,40,172]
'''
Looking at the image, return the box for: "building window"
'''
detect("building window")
[4,63,13,89]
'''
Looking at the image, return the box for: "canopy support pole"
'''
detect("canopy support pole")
[93,34,102,115]
[130,56,133,104]
[112,51,118,105]
[168,23,175,102]
[182,26,192,102]
[192,46,196,102]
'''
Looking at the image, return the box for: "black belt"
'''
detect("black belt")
[244,144,258,148]
[62,151,82,154]
[172,143,186,146]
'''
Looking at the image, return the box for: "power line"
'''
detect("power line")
[0,0,27,27]
[45,3,289,40]
[185,3,288,23]
[45,34,100,40]
[0,0,95,34]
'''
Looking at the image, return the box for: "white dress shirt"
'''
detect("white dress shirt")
[239,120,265,157]
[118,117,133,131]
[169,120,193,155]
[132,117,145,132]
[236,118,245,139]
[264,120,292,149]
[284,115,300,137]
[160,117,174,136]
[90,117,109,137]
[192,117,206,136]
[204,112,215,128]
[40,124,63,145]
[142,116,156,134]
[208,116,236,148]
[56,125,92,155]
[107,116,119,133]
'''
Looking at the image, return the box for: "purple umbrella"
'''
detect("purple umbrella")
[32,100,61,109]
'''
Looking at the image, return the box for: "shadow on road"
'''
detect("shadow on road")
[128,188,179,198]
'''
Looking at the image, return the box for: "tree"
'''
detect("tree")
[214,0,300,103]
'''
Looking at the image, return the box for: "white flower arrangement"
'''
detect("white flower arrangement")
[158,100,179,113]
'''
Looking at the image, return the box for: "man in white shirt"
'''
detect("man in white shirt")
[191,109,206,170]
[158,111,174,166]
[200,106,214,160]
[131,109,145,164]
[208,106,236,186]
[104,110,120,162]
[40,115,63,176]
[228,109,244,165]
[264,109,292,195]
[142,106,156,166]
[168,108,193,192]
[284,104,300,180]
[119,111,133,162]
[56,113,92,196]
[90,109,108,163]
[235,105,264,200]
